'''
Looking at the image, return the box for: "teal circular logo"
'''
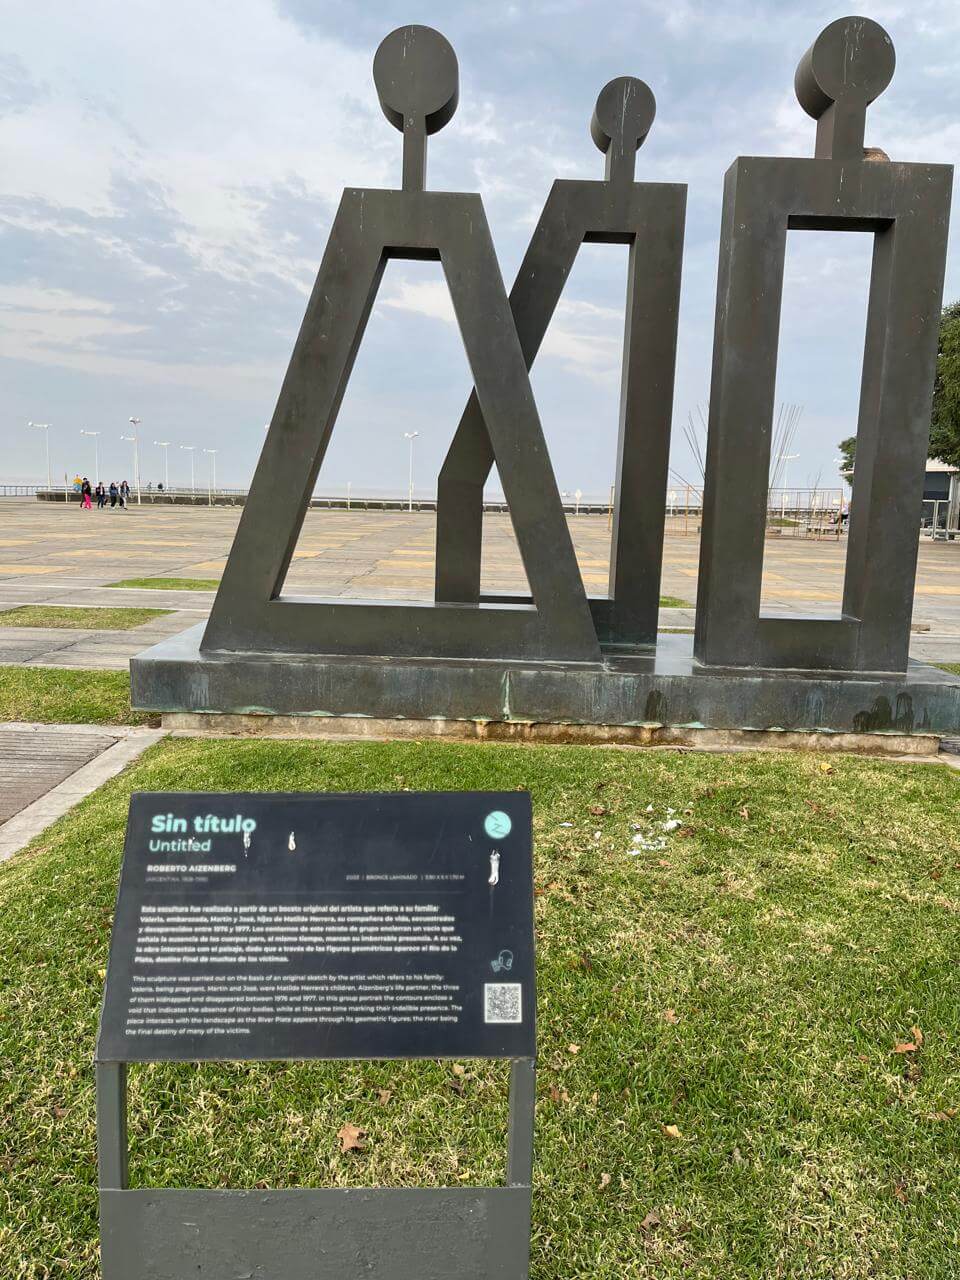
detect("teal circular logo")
[484,810,512,839]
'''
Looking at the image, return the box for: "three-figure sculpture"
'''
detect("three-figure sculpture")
[133,17,960,739]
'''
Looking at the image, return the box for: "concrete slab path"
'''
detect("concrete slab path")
[1,498,959,666]
[0,723,166,863]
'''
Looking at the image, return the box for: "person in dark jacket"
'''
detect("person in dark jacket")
[80,477,92,510]
[95,482,106,509]
[109,482,118,509]
[119,480,130,509]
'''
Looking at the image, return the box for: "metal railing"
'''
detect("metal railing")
[663,486,846,540]
[25,486,950,542]
[921,498,959,539]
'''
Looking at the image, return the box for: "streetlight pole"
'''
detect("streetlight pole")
[154,441,170,492]
[203,448,218,505]
[180,445,196,495]
[27,422,51,491]
[777,452,800,520]
[80,429,100,483]
[120,434,137,501]
[127,417,142,504]
[403,431,419,512]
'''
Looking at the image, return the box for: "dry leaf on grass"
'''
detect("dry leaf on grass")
[376,1089,392,1106]
[892,1027,923,1054]
[337,1122,365,1154]
[568,1043,581,1055]
[599,1172,611,1190]
[662,1008,679,1024]
[589,804,607,816]
[640,1210,661,1231]
[931,1108,957,1121]
[892,1182,908,1204]
[661,1123,683,1140]
[818,761,834,774]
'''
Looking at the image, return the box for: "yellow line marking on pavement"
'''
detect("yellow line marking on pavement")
[128,540,199,547]
[761,589,840,600]
[0,564,66,575]
[54,548,174,558]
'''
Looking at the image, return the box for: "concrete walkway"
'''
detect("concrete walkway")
[0,723,166,863]
[1,495,960,666]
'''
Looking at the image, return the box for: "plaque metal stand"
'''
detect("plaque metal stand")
[96,790,538,1280]
[96,1058,535,1280]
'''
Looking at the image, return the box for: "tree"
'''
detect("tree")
[836,303,960,479]
[837,436,856,480]
[928,300,960,469]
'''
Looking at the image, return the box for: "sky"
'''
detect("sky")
[2,0,959,499]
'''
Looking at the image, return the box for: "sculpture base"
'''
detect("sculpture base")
[131,625,960,741]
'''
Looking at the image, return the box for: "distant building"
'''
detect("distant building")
[923,459,959,533]
[924,459,957,503]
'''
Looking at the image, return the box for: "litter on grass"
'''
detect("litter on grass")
[628,808,682,855]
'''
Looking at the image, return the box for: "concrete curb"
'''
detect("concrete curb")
[0,724,167,864]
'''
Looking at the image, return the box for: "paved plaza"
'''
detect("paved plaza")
[0,497,959,667]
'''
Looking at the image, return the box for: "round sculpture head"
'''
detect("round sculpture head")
[795,16,894,126]
[590,77,656,183]
[591,76,656,156]
[373,25,459,136]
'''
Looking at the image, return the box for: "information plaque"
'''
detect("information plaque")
[95,790,537,1280]
[98,790,535,1062]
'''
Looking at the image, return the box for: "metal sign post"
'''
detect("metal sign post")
[96,791,537,1280]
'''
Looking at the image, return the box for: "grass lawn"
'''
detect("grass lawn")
[2,737,959,1278]
[0,666,150,726]
[658,596,689,608]
[938,664,960,677]
[0,605,170,630]
[107,576,219,591]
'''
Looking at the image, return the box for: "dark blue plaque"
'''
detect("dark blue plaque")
[97,791,535,1062]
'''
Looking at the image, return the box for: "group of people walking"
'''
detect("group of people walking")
[78,478,131,510]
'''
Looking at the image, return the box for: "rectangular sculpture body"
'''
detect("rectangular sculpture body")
[695,17,952,673]
[695,155,951,671]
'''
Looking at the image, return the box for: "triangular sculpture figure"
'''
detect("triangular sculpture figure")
[203,25,600,663]
[434,76,686,649]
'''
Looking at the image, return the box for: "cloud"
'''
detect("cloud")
[540,299,623,385]
[377,278,457,325]
[3,0,959,493]
[0,0,387,280]
[0,281,276,392]
[376,279,623,385]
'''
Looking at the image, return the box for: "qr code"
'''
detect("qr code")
[484,983,522,1024]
